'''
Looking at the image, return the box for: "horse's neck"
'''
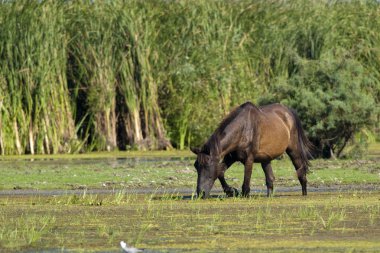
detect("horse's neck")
[209,132,232,161]
[211,104,258,159]
[217,136,233,159]
[205,134,222,160]
[216,120,250,158]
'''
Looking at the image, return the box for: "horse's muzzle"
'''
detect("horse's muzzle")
[197,188,211,199]
[197,176,215,199]
[197,190,206,199]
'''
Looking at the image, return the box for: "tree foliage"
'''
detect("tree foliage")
[260,50,377,158]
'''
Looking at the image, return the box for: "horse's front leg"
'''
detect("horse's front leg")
[242,156,254,197]
[218,174,239,197]
[218,155,238,197]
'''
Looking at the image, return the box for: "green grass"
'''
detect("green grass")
[0,150,379,252]
[0,214,56,249]
[0,191,379,252]
[0,154,379,191]
[368,142,380,158]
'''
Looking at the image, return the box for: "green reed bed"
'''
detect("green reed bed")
[0,0,379,155]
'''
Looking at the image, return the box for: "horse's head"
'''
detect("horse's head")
[191,147,219,198]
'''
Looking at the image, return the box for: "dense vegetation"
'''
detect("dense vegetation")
[0,0,379,156]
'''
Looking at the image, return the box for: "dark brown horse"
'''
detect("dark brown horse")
[191,102,313,198]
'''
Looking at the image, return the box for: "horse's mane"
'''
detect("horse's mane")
[201,102,257,157]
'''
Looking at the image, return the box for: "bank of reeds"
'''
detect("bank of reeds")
[67,2,169,151]
[0,0,379,154]
[0,1,75,154]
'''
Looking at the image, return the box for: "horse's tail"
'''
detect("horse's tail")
[290,109,314,172]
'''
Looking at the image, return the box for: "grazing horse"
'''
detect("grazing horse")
[191,102,313,198]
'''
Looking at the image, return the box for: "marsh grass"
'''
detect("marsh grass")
[2,191,379,252]
[0,154,379,252]
[0,214,56,249]
[318,209,346,231]
[0,157,379,191]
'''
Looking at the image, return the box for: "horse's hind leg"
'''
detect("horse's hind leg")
[261,162,275,197]
[286,149,308,196]
[242,156,254,197]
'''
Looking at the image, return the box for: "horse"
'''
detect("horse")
[191,102,313,198]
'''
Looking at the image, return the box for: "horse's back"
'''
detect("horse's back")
[254,104,295,162]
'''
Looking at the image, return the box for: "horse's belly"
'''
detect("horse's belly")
[254,150,285,162]
[255,119,290,162]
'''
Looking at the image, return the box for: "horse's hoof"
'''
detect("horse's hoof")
[226,188,239,197]
[241,187,250,197]
[241,190,250,198]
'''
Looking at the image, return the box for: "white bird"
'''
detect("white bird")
[120,241,143,253]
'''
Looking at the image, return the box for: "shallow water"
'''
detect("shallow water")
[1,184,379,197]
[0,156,193,166]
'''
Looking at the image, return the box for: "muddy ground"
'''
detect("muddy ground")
[0,155,379,252]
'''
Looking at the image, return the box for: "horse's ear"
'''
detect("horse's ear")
[190,147,201,155]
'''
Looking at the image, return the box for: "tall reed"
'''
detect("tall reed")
[0,1,75,154]
[0,0,378,154]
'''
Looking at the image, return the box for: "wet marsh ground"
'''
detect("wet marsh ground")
[0,149,379,252]
[1,191,380,252]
